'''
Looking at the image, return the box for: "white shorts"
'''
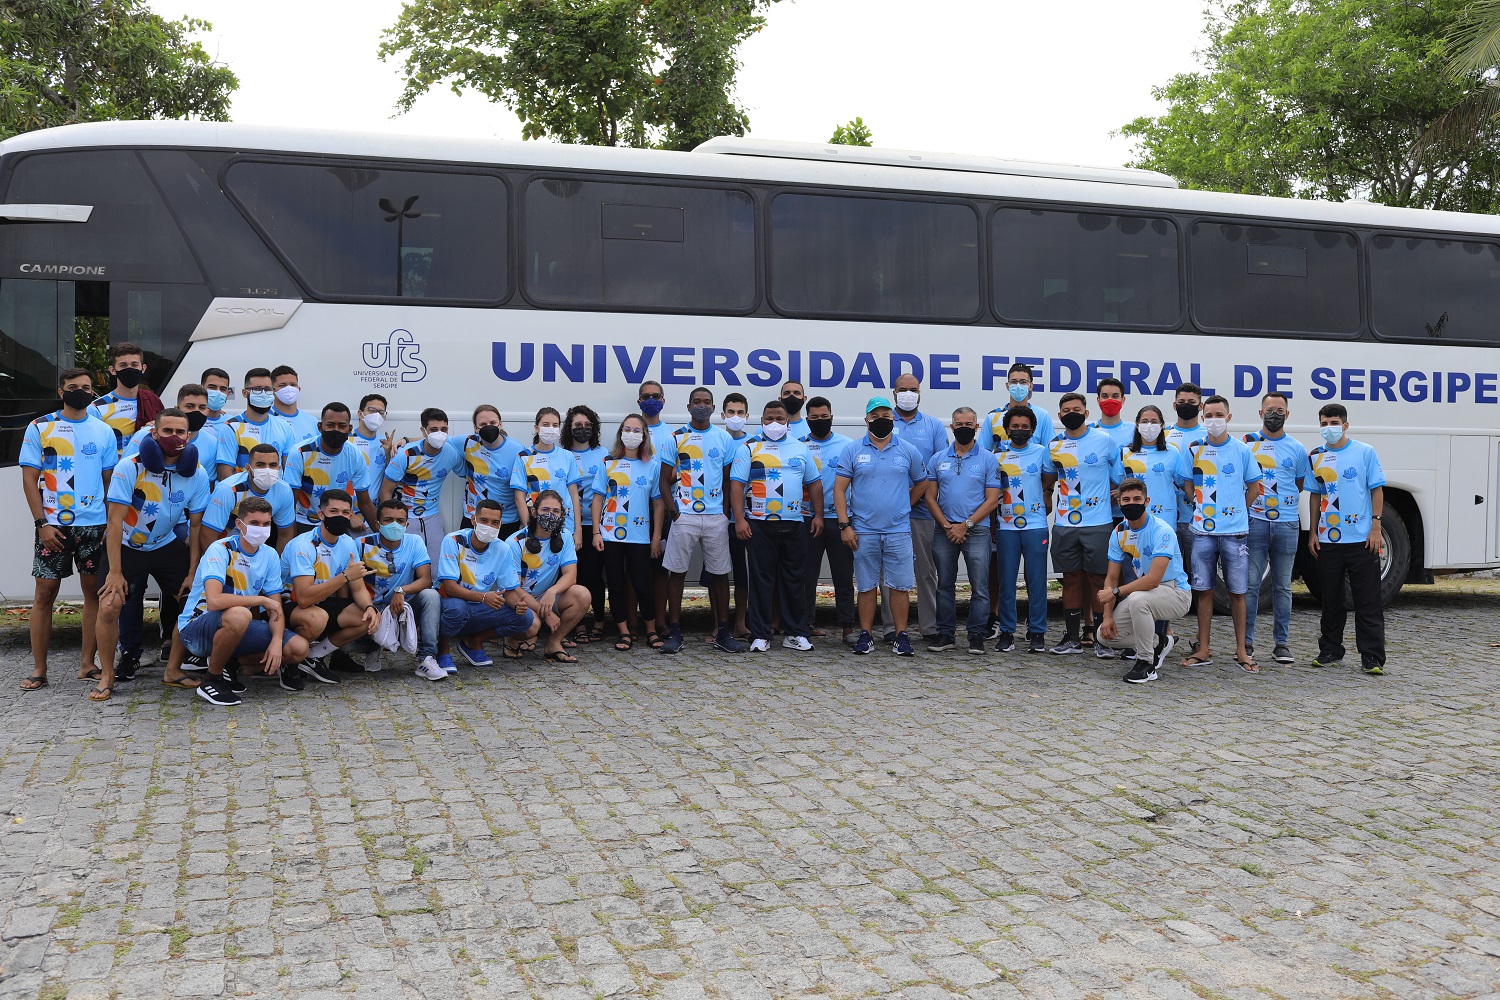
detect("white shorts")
[663,513,732,576]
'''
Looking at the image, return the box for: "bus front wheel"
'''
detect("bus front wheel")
[1300,505,1410,609]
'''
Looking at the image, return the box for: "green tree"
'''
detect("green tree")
[828,116,872,146]
[1118,0,1500,211]
[380,0,778,151]
[1448,0,1500,76]
[0,0,237,141]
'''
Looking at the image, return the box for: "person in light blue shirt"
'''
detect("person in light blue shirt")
[269,365,320,446]
[1243,392,1311,663]
[198,367,234,430]
[284,402,376,529]
[382,407,466,565]
[201,444,297,551]
[800,397,856,641]
[510,406,585,546]
[356,498,442,678]
[351,393,399,498]
[1048,392,1125,655]
[888,373,949,640]
[1089,377,1134,451]
[986,362,1056,454]
[923,407,1001,651]
[590,415,665,650]
[1097,478,1193,683]
[1183,395,1263,672]
[1307,403,1388,675]
[462,404,524,531]
[1165,381,1208,565]
[713,392,752,640]
[281,490,374,683]
[435,499,535,672]
[636,380,676,457]
[565,404,609,641]
[510,490,592,663]
[779,379,811,440]
[994,406,1055,652]
[219,368,297,476]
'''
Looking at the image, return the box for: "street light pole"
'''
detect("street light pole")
[378,195,421,296]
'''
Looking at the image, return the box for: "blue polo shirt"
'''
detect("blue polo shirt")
[436,528,520,593]
[106,453,212,551]
[890,409,949,521]
[729,434,815,520]
[202,472,297,534]
[1122,445,1190,521]
[996,441,1055,531]
[802,431,854,519]
[1049,427,1125,528]
[357,531,432,606]
[1109,513,1190,592]
[1308,438,1386,544]
[925,443,1001,525]
[987,404,1055,454]
[1186,436,1262,536]
[592,456,662,544]
[1245,431,1312,524]
[834,435,926,535]
[284,439,372,525]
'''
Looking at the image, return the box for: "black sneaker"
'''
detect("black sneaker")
[882,631,898,645]
[995,632,1015,653]
[1272,644,1294,664]
[181,653,208,673]
[660,631,684,654]
[1153,633,1177,670]
[1124,662,1157,685]
[331,650,365,674]
[1122,648,1137,661]
[222,664,247,694]
[1027,632,1047,654]
[278,668,305,692]
[926,635,956,652]
[116,649,141,682]
[159,640,172,663]
[297,657,340,685]
[968,636,987,655]
[196,677,241,706]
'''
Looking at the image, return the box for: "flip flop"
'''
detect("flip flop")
[79,667,102,681]
[1180,654,1214,667]
[501,643,525,660]
[87,686,113,702]
[160,675,202,689]
[1236,657,1260,674]
[19,675,47,691]
[543,650,578,663]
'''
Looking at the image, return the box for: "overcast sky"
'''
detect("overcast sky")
[149,0,1208,168]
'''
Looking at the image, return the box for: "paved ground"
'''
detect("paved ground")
[1,582,1498,1000]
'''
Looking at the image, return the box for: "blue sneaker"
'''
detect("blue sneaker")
[437,654,458,675]
[457,642,493,667]
[660,629,684,654]
[852,630,874,654]
[713,629,746,653]
[893,631,915,657]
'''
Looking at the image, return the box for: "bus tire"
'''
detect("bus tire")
[1299,506,1409,609]
[1211,557,1273,617]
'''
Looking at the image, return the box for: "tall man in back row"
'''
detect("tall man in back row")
[1048,392,1124,655]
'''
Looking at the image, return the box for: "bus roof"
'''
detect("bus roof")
[6,120,1500,238]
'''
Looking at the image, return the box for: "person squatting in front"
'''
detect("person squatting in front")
[281,489,380,686]
[358,498,444,680]
[507,490,593,663]
[434,499,536,673]
[1096,477,1193,684]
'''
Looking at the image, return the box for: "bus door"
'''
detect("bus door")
[1449,436,1494,565]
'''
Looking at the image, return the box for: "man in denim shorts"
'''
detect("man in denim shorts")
[1183,396,1263,672]
[834,398,927,657]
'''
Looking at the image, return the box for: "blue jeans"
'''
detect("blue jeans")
[851,531,915,593]
[1246,518,1299,647]
[932,525,991,640]
[179,611,295,658]
[439,596,534,640]
[1190,532,1249,593]
[996,529,1049,636]
[379,587,441,658]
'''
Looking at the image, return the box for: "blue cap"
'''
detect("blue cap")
[865,396,893,414]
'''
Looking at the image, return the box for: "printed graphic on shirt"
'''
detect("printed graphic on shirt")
[1049,438,1107,526]
[23,414,113,526]
[120,467,164,548]
[741,441,797,520]
[1122,448,1182,519]
[1189,442,1252,534]
[1310,450,1348,543]
[669,429,724,514]
[998,448,1046,529]
[600,459,654,541]
[91,393,139,459]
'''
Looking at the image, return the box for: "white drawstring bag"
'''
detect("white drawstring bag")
[397,603,417,654]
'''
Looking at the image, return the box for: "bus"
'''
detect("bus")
[2,121,1497,603]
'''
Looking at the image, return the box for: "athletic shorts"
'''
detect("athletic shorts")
[33,523,106,580]
[1050,523,1113,576]
[96,537,190,595]
[315,596,357,638]
[1190,531,1249,594]
[662,513,731,576]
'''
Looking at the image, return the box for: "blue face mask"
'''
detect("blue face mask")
[248,389,274,410]
[207,389,228,411]
[1320,424,1344,445]
[1008,384,1030,402]
[379,521,406,541]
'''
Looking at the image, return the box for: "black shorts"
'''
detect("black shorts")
[316,596,357,638]
[33,523,106,580]
[96,537,190,597]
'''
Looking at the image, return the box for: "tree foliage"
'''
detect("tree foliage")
[0,0,237,141]
[1118,0,1500,211]
[828,116,872,146]
[380,0,778,151]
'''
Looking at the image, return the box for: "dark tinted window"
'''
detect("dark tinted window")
[770,194,980,320]
[992,208,1180,327]
[524,179,754,311]
[1370,235,1500,343]
[226,161,507,302]
[1189,222,1360,336]
[0,150,201,283]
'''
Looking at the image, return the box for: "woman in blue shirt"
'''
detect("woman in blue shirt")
[1120,406,1189,521]
[510,490,592,663]
[510,407,585,547]
[566,404,610,644]
[591,415,665,651]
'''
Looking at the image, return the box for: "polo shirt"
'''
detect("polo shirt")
[925,443,1001,525]
[890,409,949,521]
[834,435,926,535]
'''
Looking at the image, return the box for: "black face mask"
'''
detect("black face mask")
[570,426,593,445]
[1007,429,1031,450]
[1060,411,1087,431]
[952,426,976,445]
[807,417,833,438]
[1121,502,1148,523]
[114,367,144,389]
[61,388,94,410]
[780,395,805,416]
[1263,412,1287,432]
[186,410,208,432]
[321,514,351,537]
[868,417,894,439]
[1175,402,1200,421]
[478,424,502,444]
[321,429,349,451]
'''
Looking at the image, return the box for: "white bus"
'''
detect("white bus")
[2,121,1497,603]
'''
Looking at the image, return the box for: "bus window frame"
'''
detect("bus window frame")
[220,154,515,308]
[1366,229,1500,348]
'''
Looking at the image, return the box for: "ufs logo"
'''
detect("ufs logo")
[361,329,427,382]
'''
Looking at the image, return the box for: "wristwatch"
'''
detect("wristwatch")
[962,518,974,529]
[34,517,46,528]
[1371,514,1382,520]
[1111,587,1120,598]
[838,521,851,530]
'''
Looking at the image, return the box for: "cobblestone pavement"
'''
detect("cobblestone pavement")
[2,584,1499,1000]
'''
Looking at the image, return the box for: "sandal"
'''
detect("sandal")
[614,634,634,651]
[561,638,578,649]
[19,675,47,691]
[518,640,537,653]
[809,627,827,638]
[1080,628,1096,648]
[87,686,113,702]
[570,628,594,645]
[501,642,525,660]
[1236,657,1260,674]
[1180,654,1214,667]
[160,675,201,689]
[79,667,102,681]
[587,624,607,642]
[543,650,578,663]
[646,631,665,650]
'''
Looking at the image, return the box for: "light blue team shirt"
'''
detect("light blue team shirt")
[996,440,1056,532]
[987,404,1055,454]
[592,456,662,544]
[661,424,739,517]
[284,439,372,525]
[89,390,141,460]
[385,440,465,519]
[106,453,212,551]
[1307,438,1386,544]
[924,443,1001,525]
[356,531,431,606]
[1109,513,1190,592]
[462,433,525,523]
[351,429,390,492]
[1165,423,1207,523]
[1090,420,1135,451]
[1121,445,1190,521]
[281,527,363,599]
[1245,431,1312,524]
[511,529,579,596]
[729,434,816,520]
[510,445,585,535]
[785,416,809,440]
[20,410,118,527]
[802,431,854,519]
[177,535,283,633]
[272,407,320,447]
[219,412,297,474]
[1049,427,1125,529]
[569,444,609,512]
[436,528,521,593]
[722,430,748,523]
[1185,436,1262,536]
[202,472,297,534]
[645,420,677,459]
[890,409,949,521]
[834,435,926,535]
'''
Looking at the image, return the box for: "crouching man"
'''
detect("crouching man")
[434,499,536,676]
[358,498,443,678]
[281,490,377,686]
[1096,477,1192,685]
[177,497,310,707]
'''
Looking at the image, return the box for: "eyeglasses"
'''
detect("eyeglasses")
[639,393,664,401]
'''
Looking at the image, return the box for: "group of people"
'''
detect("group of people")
[21,345,1391,707]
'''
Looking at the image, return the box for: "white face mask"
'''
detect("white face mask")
[537,425,561,446]
[724,414,747,433]
[362,411,384,431]
[620,430,644,450]
[241,523,272,546]
[895,390,920,412]
[425,430,448,449]
[762,421,789,441]
[1136,422,1162,444]
[275,385,300,406]
[1204,417,1229,438]
[250,467,280,490]
[472,523,499,544]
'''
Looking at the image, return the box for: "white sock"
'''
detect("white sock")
[306,638,335,659]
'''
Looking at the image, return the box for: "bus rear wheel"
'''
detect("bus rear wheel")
[1300,505,1410,609]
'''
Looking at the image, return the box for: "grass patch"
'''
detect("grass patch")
[168,925,191,958]
[1239,862,1273,879]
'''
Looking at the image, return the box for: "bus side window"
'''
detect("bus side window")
[1370,235,1500,345]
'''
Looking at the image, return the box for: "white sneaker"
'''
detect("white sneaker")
[414,656,447,681]
[748,638,770,652]
[364,651,383,673]
[781,635,813,651]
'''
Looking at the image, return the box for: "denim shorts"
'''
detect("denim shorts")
[1190,531,1249,594]
[851,531,915,593]
[179,610,296,658]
